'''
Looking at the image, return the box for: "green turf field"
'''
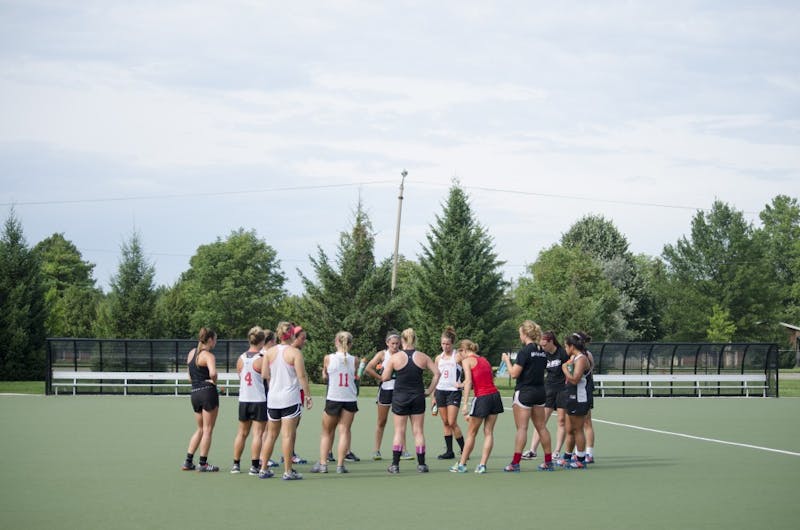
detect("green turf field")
[1,394,798,530]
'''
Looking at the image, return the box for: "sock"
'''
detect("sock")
[563,453,572,461]
[456,436,464,451]
[586,446,594,456]
[199,456,208,466]
[512,452,522,465]
[416,446,426,465]
[251,459,259,468]
[392,445,402,466]
[234,459,240,466]
[185,452,194,463]
[544,453,552,463]
[445,435,453,453]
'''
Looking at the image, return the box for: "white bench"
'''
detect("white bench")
[593,373,768,397]
[51,371,241,396]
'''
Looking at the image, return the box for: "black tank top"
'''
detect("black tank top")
[394,349,424,395]
[188,349,213,389]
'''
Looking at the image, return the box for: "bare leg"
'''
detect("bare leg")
[459,415,483,465]
[199,407,218,458]
[233,420,252,462]
[480,414,498,466]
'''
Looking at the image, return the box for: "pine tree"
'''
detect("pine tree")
[410,183,510,359]
[0,210,47,379]
[105,231,158,338]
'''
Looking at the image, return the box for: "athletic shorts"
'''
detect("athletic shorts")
[377,388,393,406]
[239,401,268,422]
[267,403,302,421]
[392,393,425,416]
[191,386,218,413]
[513,387,546,409]
[544,386,562,409]
[467,392,504,418]
[324,400,359,416]
[434,389,462,408]
[565,393,590,416]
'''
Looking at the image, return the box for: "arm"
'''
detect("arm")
[423,353,440,397]
[563,355,587,385]
[365,351,384,381]
[321,354,329,382]
[253,354,263,374]
[293,348,313,409]
[204,352,218,383]
[236,356,244,376]
[460,358,475,417]
[502,351,523,379]
[380,354,395,383]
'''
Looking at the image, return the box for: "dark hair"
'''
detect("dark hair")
[576,331,592,344]
[542,330,562,348]
[197,327,217,353]
[264,329,276,344]
[564,332,586,352]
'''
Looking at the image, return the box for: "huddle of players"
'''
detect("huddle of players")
[182,321,595,477]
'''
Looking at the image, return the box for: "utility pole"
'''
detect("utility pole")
[391,169,407,293]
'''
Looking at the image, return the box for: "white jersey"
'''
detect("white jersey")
[325,352,357,402]
[378,350,395,391]
[267,345,301,409]
[238,351,266,403]
[436,352,460,391]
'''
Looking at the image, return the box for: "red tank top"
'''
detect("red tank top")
[470,356,497,397]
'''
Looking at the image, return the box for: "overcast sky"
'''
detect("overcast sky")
[1,1,798,294]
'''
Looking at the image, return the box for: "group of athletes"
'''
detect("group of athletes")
[179,319,596,479]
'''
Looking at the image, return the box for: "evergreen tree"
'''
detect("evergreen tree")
[0,210,47,379]
[410,183,510,359]
[105,231,158,338]
[298,200,405,381]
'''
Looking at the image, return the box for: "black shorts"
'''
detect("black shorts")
[434,389,462,408]
[324,400,359,416]
[513,387,546,408]
[267,403,302,421]
[565,393,590,416]
[392,393,425,416]
[468,392,504,418]
[191,386,218,413]
[239,401,268,422]
[377,388,393,406]
[544,386,561,409]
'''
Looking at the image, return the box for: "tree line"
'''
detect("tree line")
[1,185,798,380]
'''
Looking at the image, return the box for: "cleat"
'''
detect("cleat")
[372,451,382,461]
[401,451,414,460]
[449,463,467,473]
[585,454,594,464]
[310,462,328,473]
[503,463,521,473]
[282,469,303,480]
[345,451,360,462]
[437,451,455,460]
[565,460,586,470]
[230,463,240,474]
[258,469,274,479]
[417,464,429,473]
[521,451,537,460]
[387,464,400,474]
[327,452,335,462]
[248,466,260,476]
[181,461,195,471]
[475,464,487,474]
[537,462,555,472]
[336,465,349,474]
[197,463,219,472]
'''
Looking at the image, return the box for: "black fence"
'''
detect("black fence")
[45,338,780,397]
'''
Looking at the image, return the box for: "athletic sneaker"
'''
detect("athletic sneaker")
[437,451,456,460]
[248,466,260,476]
[387,464,400,474]
[345,451,360,462]
[336,465,348,474]
[585,454,595,464]
[282,455,307,465]
[521,451,537,460]
[417,464,429,473]
[537,462,555,472]
[554,457,568,468]
[475,464,487,474]
[282,469,303,480]
[449,463,467,473]
[401,451,414,460]
[327,452,335,462]
[565,460,586,470]
[372,451,382,460]
[503,463,521,473]
[258,469,274,479]
[267,459,278,468]
[230,463,241,474]
[310,462,328,473]
[197,463,219,472]
[181,461,195,471]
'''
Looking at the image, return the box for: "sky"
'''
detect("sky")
[1,1,798,295]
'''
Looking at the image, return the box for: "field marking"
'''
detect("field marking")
[595,418,800,457]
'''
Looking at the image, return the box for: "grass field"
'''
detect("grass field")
[1,393,798,530]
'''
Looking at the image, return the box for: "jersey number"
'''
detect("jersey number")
[338,373,350,387]
[442,369,449,379]
[244,372,253,386]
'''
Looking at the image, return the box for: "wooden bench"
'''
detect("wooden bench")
[51,371,241,396]
[592,373,768,397]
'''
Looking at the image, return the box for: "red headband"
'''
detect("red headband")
[280,325,295,342]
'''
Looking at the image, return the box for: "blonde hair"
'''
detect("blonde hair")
[335,331,353,352]
[458,339,478,355]
[401,328,416,349]
[276,321,294,343]
[441,325,456,343]
[248,326,266,346]
[197,327,217,353]
[519,320,542,341]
